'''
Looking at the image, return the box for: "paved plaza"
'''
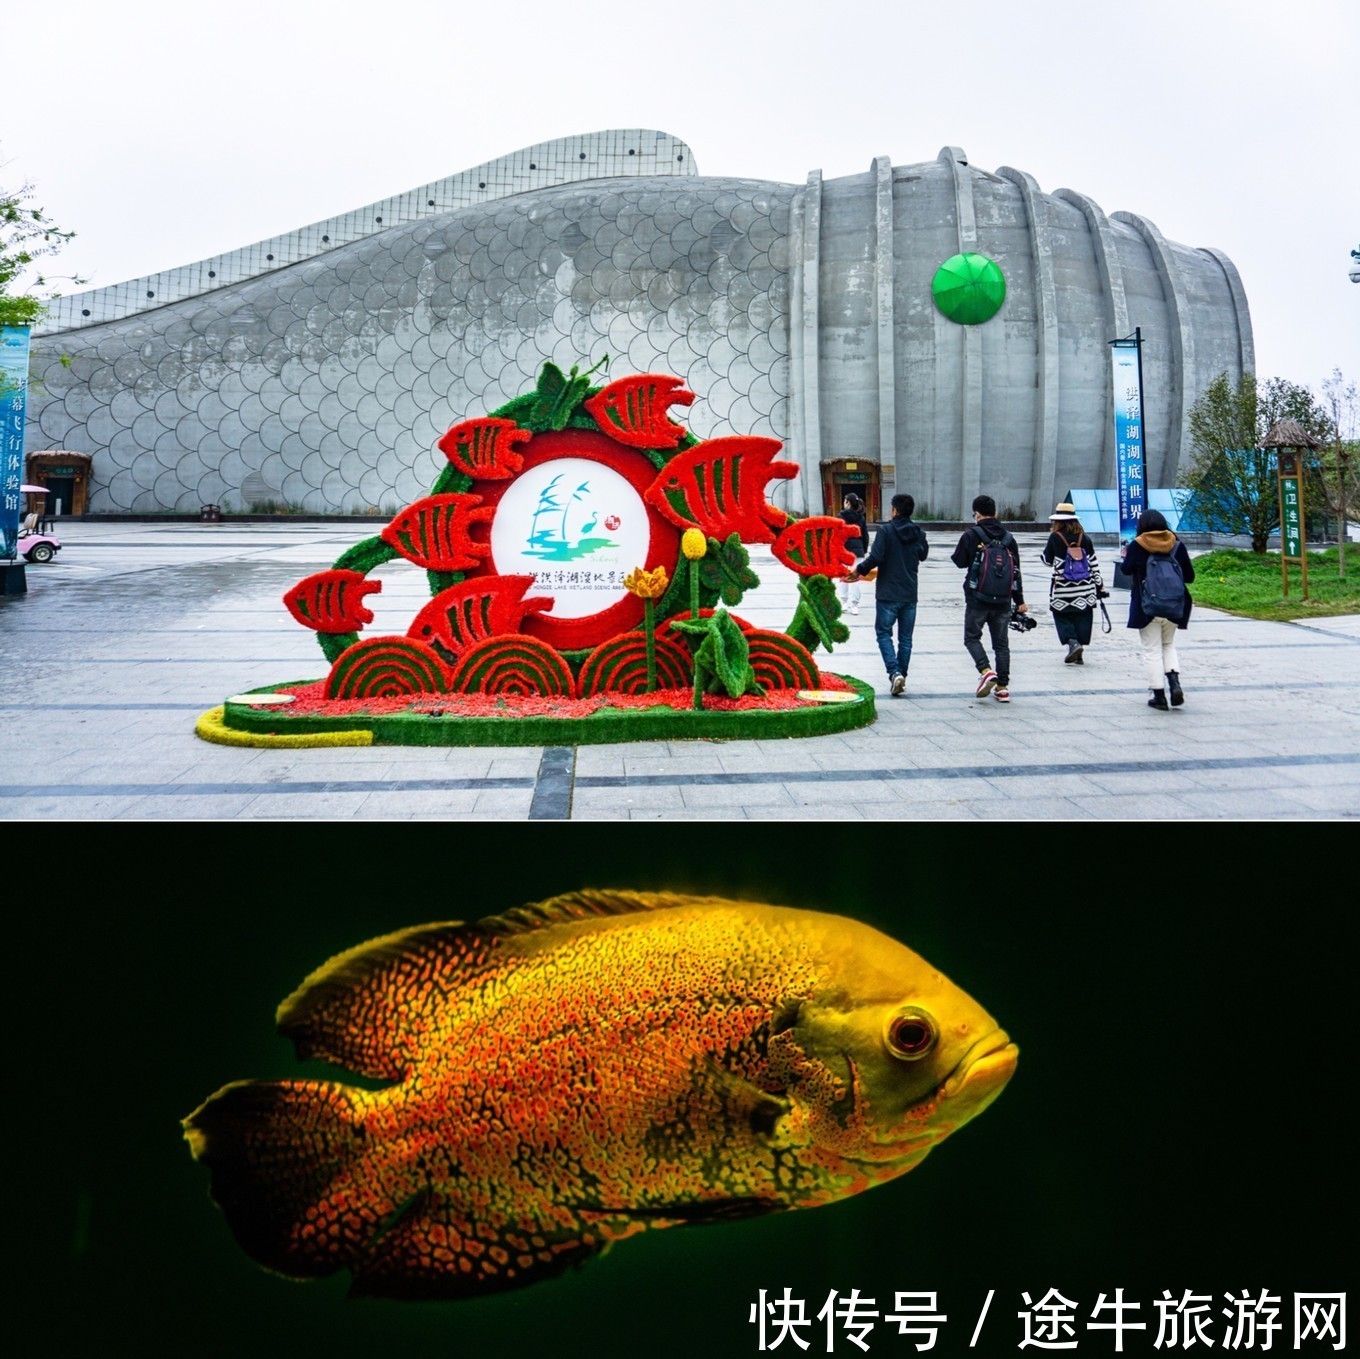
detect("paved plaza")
[1,520,1357,820]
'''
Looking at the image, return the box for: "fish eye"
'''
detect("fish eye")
[886,1009,937,1061]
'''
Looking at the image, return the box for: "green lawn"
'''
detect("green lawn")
[1191,547,1360,621]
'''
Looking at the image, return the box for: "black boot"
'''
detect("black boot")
[1064,639,1080,663]
[1148,688,1169,710]
[1166,671,1184,707]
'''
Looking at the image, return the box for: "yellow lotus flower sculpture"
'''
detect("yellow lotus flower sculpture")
[624,565,670,600]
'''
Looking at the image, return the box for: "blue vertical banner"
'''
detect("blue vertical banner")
[1109,330,1147,543]
[1,325,33,560]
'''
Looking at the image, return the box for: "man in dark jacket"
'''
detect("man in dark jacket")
[950,494,1028,703]
[848,492,930,696]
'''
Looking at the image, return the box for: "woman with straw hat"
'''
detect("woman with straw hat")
[1040,502,1105,664]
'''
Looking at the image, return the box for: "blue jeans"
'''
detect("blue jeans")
[874,600,917,678]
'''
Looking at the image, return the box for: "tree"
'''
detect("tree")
[1,153,81,330]
[1318,368,1358,578]
[1180,372,1331,552]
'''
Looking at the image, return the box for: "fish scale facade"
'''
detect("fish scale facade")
[26,131,1251,519]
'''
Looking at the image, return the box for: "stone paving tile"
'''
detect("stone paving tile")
[1282,786,1360,814]
[621,753,732,777]
[572,785,686,814]
[114,794,264,820]
[238,791,378,818]
[746,804,870,820]
[1,794,150,819]
[1171,789,1328,819]
[679,782,795,809]
[1178,765,1307,791]
[354,790,486,818]
[1282,762,1360,787]
[627,807,747,820]
[472,789,536,815]
[976,772,1107,799]
[1084,768,1215,795]
[1061,791,1206,819]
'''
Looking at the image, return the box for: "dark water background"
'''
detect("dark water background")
[17,825,1352,1357]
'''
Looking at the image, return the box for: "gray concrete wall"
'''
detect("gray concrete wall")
[26,136,1251,519]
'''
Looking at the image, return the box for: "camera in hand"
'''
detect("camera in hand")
[1008,606,1037,633]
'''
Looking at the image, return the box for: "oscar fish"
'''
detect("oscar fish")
[184,892,1017,1301]
[644,437,798,544]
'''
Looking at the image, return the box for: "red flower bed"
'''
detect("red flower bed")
[256,671,854,721]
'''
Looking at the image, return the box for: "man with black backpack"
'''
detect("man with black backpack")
[951,495,1028,703]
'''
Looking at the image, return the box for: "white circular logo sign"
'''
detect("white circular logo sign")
[489,458,650,620]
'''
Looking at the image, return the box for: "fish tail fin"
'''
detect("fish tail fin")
[183,1079,391,1280]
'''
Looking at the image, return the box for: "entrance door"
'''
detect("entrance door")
[46,477,75,516]
[821,461,881,521]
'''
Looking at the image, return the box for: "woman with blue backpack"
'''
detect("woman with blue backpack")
[1121,508,1195,711]
[1041,503,1106,664]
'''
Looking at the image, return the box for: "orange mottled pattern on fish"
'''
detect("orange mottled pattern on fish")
[437,417,532,481]
[185,893,1017,1301]
[380,494,494,572]
[644,437,798,543]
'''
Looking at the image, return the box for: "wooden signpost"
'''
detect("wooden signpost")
[1276,449,1309,599]
[1264,419,1322,603]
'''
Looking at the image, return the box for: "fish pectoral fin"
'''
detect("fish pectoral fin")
[349,1198,610,1301]
[706,1061,794,1143]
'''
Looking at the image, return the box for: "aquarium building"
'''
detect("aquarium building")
[26,129,1253,520]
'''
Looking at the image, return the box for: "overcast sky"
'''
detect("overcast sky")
[5,0,1356,390]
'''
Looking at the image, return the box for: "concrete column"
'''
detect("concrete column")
[998,167,1059,516]
[1054,188,1129,487]
[1200,247,1256,378]
[940,146,981,517]
[872,155,897,502]
[1112,211,1193,488]
[787,186,808,513]
[799,170,824,515]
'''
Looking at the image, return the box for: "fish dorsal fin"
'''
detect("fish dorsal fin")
[477,889,726,937]
[276,895,728,1080]
[275,921,486,1081]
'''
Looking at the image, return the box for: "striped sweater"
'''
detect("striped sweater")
[1047,539,1103,611]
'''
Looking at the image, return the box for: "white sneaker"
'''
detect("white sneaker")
[850,604,859,615]
[890,673,906,697]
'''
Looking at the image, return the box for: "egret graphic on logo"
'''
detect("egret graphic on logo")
[523,474,620,561]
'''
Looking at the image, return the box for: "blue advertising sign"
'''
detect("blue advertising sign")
[1110,334,1147,543]
[1,325,32,560]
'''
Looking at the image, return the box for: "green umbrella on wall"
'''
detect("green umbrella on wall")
[932,253,1007,325]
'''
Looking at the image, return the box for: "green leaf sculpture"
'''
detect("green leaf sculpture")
[670,609,764,709]
[699,532,761,606]
[655,553,718,624]
[526,356,610,432]
[787,575,850,653]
